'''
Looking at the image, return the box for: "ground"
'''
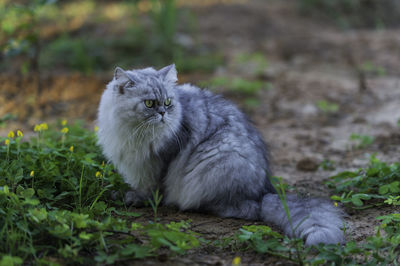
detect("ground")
[1,0,400,264]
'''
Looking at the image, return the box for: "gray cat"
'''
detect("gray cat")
[97,64,344,246]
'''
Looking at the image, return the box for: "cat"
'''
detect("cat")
[97,64,345,246]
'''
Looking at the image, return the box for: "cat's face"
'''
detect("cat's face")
[111,65,182,138]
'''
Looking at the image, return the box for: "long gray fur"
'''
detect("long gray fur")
[97,64,345,245]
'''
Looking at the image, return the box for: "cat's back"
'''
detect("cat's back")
[176,83,248,127]
[175,83,268,159]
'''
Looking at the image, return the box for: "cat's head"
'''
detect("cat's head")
[108,64,182,138]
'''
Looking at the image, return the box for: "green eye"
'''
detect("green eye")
[164,98,171,106]
[144,100,155,108]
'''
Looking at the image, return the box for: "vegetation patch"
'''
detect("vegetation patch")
[0,121,203,265]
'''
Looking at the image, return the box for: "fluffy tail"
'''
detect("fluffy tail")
[261,194,345,246]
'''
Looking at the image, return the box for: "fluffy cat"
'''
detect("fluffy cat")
[97,64,345,246]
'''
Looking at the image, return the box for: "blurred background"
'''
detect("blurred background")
[0,0,399,136]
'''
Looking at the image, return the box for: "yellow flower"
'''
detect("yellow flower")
[232,256,241,266]
[7,131,15,138]
[95,171,102,178]
[69,146,74,152]
[61,119,68,126]
[34,124,41,132]
[101,161,105,167]
[334,202,338,207]
[40,123,48,131]
[17,130,23,138]
[61,127,69,134]
[30,171,34,177]
[4,139,10,146]
[94,125,99,132]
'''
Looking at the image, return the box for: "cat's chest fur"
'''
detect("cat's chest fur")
[99,120,164,192]
[117,148,162,192]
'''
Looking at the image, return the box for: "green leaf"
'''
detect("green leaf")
[389,181,400,193]
[23,198,40,206]
[351,196,363,206]
[330,195,342,201]
[28,208,48,223]
[79,232,93,240]
[0,255,23,266]
[112,209,141,217]
[379,185,389,195]
[22,188,35,198]
[71,213,89,228]
[120,244,150,258]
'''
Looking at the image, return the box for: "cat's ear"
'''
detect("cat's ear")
[114,67,129,82]
[159,64,178,83]
[114,67,129,94]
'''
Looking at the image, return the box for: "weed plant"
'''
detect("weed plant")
[219,162,400,265]
[203,77,271,109]
[327,155,400,209]
[0,121,201,264]
[349,133,375,149]
[316,100,339,114]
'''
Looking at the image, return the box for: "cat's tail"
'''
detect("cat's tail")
[260,193,345,246]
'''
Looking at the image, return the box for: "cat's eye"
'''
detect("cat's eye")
[164,98,171,106]
[144,100,155,108]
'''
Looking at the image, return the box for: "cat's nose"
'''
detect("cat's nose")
[159,111,165,116]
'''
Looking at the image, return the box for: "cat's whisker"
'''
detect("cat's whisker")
[126,120,148,147]
[129,115,157,147]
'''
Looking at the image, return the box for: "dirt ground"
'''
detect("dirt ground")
[1,0,400,264]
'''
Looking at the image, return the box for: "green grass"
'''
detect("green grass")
[1,121,399,264]
[0,121,202,264]
[203,77,271,109]
[233,52,268,76]
[316,100,339,114]
[349,133,375,149]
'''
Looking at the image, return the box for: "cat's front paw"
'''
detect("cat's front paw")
[302,225,345,246]
[111,190,148,207]
[124,190,148,207]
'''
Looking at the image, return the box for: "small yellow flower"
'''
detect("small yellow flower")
[69,146,74,152]
[61,127,69,134]
[7,131,15,138]
[232,256,241,266]
[4,139,10,146]
[101,161,105,167]
[95,171,102,178]
[30,171,34,177]
[40,123,48,131]
[94,125,99,132]
[61,119,68,126]
[34,124,41,132]
[17,130,23,138]
[334,202,338,207]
